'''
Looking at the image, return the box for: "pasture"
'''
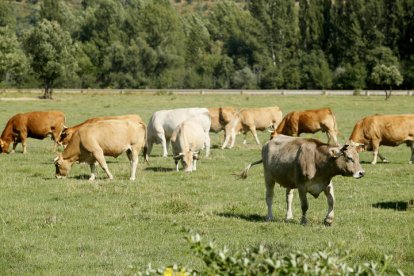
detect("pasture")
[0,92,413,274]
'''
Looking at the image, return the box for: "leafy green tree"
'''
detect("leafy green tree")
[371,64,403,100]
[301,50,332,89]
[333,63,367,89]
[0,27,28,87]
[23,20,78,99]
[298,0,324,51]
[40,0,63,24]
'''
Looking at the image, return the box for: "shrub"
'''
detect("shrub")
[139,229,404,275]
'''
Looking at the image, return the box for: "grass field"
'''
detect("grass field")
[0,92,413,274]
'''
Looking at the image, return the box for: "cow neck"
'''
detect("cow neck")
[315,145,340,178]
[61,136,81,163]
[1,121,14,142]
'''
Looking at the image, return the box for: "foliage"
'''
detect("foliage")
[140,230,403,275]
[370,64,404,100]
[0,27,28,87]
[22,19,78,98]
[2,0,414,90]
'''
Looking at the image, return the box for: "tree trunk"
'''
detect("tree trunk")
[385,86,392,100]
[42,81,53,99]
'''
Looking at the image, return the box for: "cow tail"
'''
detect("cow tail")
[140,122,150,164]
[330,109,344,139]
[235,159,263,179]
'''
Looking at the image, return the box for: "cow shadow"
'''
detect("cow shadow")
[372,201,412,211]
[145,166,175,172]
[216,212,266,222]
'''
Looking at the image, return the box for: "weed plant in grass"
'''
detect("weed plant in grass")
[0,92,413,274]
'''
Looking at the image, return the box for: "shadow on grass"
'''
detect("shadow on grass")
[145,166,175,172]
[372,201,412,211]
[216,212,265,222]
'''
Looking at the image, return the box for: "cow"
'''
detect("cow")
[146,108,209,158]
[222,107,282,149]
[58,114,145,146]
[348,114,414,164]
[0,111,66,154]
[207,107,237,133]
[171,113,211,172]
[238,134,365,225]
[54,119,146,181]
[272,107,339,145]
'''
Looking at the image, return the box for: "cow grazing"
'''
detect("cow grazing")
[348,114,414,164]
[207,107,237,133]
[171,113,211,172]
[222,107,282,149]
[58,114,145,146]
[272,107,339,145]
[54,119,146,181]
[0,111,66,154]
[239,135,365,225]
[146,108,209,158]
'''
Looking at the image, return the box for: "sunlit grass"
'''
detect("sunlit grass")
[0,92,413,274]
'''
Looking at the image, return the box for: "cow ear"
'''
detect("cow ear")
[329,147,342,158]
[340,144,349,152]
[193,151,199,160]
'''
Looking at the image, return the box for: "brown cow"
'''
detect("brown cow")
[272,107,339,145]
[54,119,146,181]
[222,107,282,149]
[348,114,414,164]
[239,134,365,225]
[0,111,66,154]
[58,114,145,146]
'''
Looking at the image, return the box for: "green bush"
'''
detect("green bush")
[139,229,404,275]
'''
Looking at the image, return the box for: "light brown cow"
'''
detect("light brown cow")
[207,107,237,133]
[0,111,66,154]
[239,134,365,225]
[54,119,146,181]
[58,114,145,146]
[272,107,339,145]
[348,114,414,164]
[222,107,282,149]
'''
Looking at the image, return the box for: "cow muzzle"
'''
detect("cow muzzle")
[353,170,365,179]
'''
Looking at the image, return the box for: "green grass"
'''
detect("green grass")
[0,92,413,274]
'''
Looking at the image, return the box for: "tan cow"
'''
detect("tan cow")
[239,134,365,225]
[348,114,414,164]
[58,114,145,146]
[272,107,339,145]
[207,107,237,133]
[54,119,146,181]
[0,111,66,154]
[222,107,282,149]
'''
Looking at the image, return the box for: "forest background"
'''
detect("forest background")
[1,0,414,96]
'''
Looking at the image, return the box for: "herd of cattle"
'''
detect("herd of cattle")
[1,107,413,225]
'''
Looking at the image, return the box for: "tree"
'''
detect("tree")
[23,20,78,99]
[0,27,28,87]
[370,64,403,100]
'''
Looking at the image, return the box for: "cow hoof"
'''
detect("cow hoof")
[382,160,389,163]
[370,161,377,165]
[300,217,308,225]
[266,216,274,222]
[129,177,136,181]
[323,218,333,226]
[409,161,413,164]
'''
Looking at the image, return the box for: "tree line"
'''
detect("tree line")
[1,0,413,98]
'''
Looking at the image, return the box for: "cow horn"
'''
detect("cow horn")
[173,153,184,160]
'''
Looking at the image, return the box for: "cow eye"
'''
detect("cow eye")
[346,156,354,162]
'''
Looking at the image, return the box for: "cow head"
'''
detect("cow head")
[58,128,72,146]
[329,144,365,179]
[173,149,198,172]
[0,139,10,153]
[54,154,72,178]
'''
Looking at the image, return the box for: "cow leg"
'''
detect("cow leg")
[298,186,309,225]
[410,142,414,164]
[21,138,28,154]
[285,188,294,221]
[193,159,197,171]
[378,152,388,163]
[93,151,113,180]
[323,182,335,226]
[326,131,339,146]
[221,127,232,149]
[371,141,380,164]
[229,128,237,149]
[160,136,168,157]
[126,149,138,181]
[204,133,210,157]
[89,162,97,181]
[250,127,261,145]
[175,159,179,171]
[265,175,276,221]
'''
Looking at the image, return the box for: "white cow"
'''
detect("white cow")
[171,113,211,172]
[145,108,209,158]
